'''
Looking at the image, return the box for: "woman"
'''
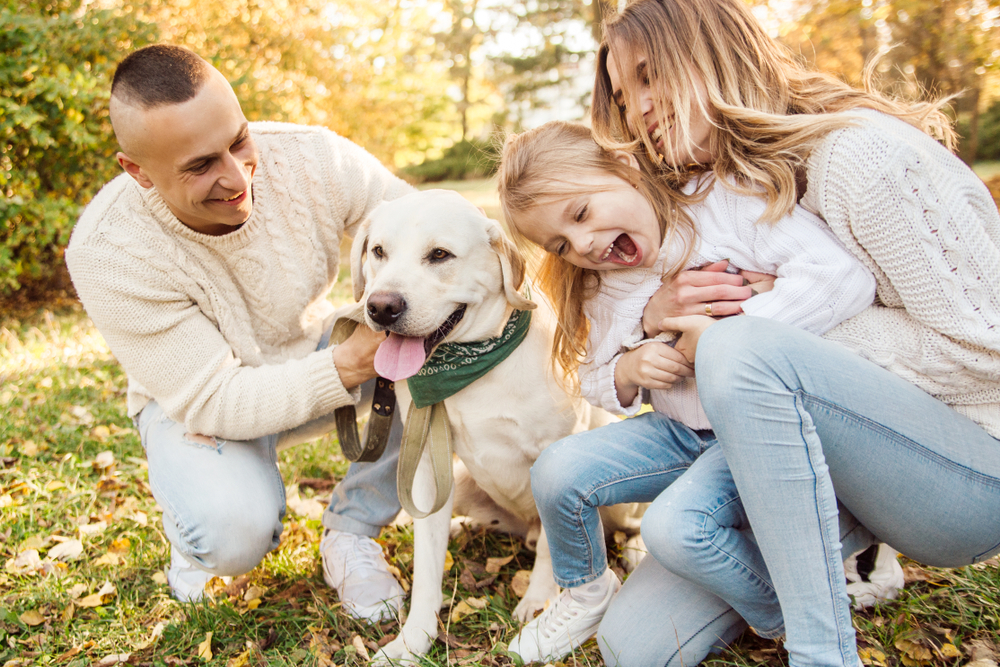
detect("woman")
[588,1,1000,666]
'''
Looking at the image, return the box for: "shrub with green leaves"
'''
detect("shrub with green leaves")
[0,2,156,295]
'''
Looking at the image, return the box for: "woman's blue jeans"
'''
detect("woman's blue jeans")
[694,316,1000,667]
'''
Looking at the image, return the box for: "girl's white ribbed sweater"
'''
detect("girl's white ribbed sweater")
[66,122,412,441]
[580,175,876,428]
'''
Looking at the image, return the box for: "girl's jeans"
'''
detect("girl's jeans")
[136,322,402,576]
[693,316,1000,667]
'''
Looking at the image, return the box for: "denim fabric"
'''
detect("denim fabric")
[642,443,784,636]
[696,316,1000,667]
[530,412,716,587]
[137,319,403,575]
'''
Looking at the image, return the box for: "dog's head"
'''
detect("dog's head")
[350,189,536,381]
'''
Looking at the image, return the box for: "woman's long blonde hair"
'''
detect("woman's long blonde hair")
[497,120,696,382]
[592,0,957,222]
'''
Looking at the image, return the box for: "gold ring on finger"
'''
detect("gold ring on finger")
[705,303,713,317]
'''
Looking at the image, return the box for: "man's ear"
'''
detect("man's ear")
[610,149,640,172]
[116,152,154,189]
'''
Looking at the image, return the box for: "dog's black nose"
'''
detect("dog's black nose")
[367,292,407,326]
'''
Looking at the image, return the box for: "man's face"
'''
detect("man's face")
[115,69,259,235]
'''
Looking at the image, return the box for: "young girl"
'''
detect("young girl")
[588,1,1000,667]
[497,120,879,664]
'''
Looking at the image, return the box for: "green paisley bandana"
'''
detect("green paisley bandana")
[407,308,532,409]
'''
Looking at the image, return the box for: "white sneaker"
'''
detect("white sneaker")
[320,529,404,622]
[845,544,905,609]
[508,569,621,664]
[166,548,230,602]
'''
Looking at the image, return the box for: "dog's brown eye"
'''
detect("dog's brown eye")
[429,248,451,261]
[371,245,385,259]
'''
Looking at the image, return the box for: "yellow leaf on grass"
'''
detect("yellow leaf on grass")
[109,538,131,553]
[486,555,514,574]
[443,550,454,572]
[91,426,111,442]
[151,571,168,585]
[510,570,532,598]
[351,635,369,660]
[20,440,38,457]
[450,599,486,624]
[96,654,131,666]
[45,480,66,491]
[48,539,84,561]
[859,647,888,666]
[465,596,488,609]
[245,599,261,611]
[94,450,115,469]
[133,622,165,651]
[19,609,45,626]
[93,552,121,567]
[939,644,961,659]
[6,549,42,575]
[78,521,107,537]
[197,632,214,662]
[76,581,116,608]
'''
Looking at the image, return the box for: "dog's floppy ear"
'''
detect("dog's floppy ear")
[349,217,371,302]
[487,221,537,311]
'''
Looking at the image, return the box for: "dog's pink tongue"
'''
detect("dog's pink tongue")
[374,333,428,381]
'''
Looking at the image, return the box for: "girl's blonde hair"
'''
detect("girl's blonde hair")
[592,0,957,222]
[497,120,695,381]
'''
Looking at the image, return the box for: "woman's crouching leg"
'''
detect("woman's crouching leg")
[597,556,747,667]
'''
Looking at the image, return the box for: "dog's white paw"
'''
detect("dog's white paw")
[373,615,438,665]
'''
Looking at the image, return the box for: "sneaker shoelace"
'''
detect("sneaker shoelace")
[536,591,586,640]
[328,534,385,578]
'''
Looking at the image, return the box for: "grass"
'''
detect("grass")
[1,180,999,666]
[973,161,1000,180]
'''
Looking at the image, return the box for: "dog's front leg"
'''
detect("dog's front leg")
[374,448,454,665]
[513,525,560,622]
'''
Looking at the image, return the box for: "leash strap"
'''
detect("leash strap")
[329,313,396,462]
[397,401,453,519]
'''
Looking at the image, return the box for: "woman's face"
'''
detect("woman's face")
[606,48,715,167]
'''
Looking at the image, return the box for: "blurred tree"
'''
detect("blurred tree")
[0,1,156,294]
[126,0,454,166]
[778,0,1000,162]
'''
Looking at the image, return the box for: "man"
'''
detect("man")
[66,44,406,622]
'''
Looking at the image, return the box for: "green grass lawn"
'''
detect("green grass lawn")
[973,161,1000,180]
[1,180,999,666]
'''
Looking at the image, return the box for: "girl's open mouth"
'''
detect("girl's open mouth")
[600,233,642,266]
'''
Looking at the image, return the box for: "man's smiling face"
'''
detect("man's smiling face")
[113,68,259,235]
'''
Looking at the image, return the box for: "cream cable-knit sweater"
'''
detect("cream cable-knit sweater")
[806,109,1000,438]
[580,174,876,428]
[67,122,412,441]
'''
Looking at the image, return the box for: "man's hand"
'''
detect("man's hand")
[613,342,694,406]
[642,260,772,337]
[657,315,717,365]
[332,323,386,390]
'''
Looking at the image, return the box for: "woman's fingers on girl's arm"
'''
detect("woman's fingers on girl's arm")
[644,266,745,333]
[738,269,776,295]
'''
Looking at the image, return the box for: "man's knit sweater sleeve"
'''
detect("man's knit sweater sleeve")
[802,110,1000,435]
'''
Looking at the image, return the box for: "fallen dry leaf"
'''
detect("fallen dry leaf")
[94,552,122,567]
[351,635,370,661]
[197,632,214,662]
[450,599,481,624]
[19,609,45,626]
[133,622,165,651]
[78,521,108,537]
[859,647,888,666]
[20,440,38,457]
[486,555,514,574]
[6,549,43,575]
[96,654,131,666]
[92,426,111,442]
[444,550,454,572]
[48,539,84,561]
[510,570,532,598]
[76,581,117,608]
[151,571,168,585]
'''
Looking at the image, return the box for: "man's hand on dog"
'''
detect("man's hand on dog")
[332,323,386,389]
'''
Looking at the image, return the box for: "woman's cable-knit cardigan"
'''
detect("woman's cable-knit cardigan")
[66,122,412,441]
[807,110,1000,438]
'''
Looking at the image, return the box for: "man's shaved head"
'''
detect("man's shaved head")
[110,45,211,158]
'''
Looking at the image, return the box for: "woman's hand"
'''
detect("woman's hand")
[642,260,766,337]
[614,342,694,406]
[739,269,776,296]
[657,315,717,365]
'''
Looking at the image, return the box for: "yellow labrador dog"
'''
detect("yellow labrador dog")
[350,189,640,664]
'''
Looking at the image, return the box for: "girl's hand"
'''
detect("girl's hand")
[739,269,776,296]
[642,260,761,336]
[614,342,695,406]
[657,315,717,364]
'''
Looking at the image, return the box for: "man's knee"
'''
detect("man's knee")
[169,498,282,576]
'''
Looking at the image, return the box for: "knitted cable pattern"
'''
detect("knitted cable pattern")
[802,109,1000,437]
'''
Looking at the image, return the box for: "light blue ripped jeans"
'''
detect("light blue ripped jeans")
[136,324,402,577]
